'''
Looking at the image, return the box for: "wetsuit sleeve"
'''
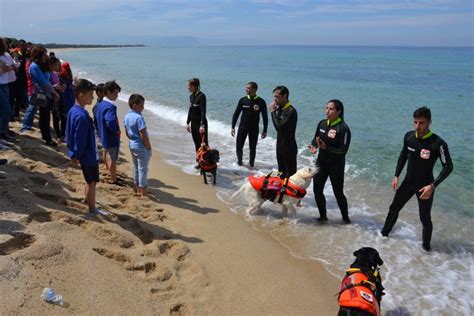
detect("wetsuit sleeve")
[104,107,120,133]
[394,132,410,177]
[261,99,268,133]
[200,93,207,126]
[311,121,322,147]
[186,95,192,125]
[326,124,351,155]
[271,107,295,131]
[433,139,453,188]
[231,99,243,129]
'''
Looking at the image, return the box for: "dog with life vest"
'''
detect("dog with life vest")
[196,139,220,185]
[338,247,385,316]
[232,166,317,217]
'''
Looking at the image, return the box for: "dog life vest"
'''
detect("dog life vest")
[248,174,306,203]
[338,268,381,316]
[196,145,217,172]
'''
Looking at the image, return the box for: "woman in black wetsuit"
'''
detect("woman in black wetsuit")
[186,78,208,160]
[308,99,351,223]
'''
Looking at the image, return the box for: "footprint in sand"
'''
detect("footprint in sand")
[31,191,65,204]
[93,247,173,281]
[0,232,36,256]
[158,241,190,262]
[170,304,190,316]
[93,247,131,263]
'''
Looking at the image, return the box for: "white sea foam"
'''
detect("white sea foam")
[64,60,474,316]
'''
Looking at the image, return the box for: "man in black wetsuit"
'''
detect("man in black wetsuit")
[381,106,453,252]
[231,82,268,167]
[270,85,297,178]
[186,78,208,155]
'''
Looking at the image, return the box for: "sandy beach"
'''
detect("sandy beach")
[0,101,340,314]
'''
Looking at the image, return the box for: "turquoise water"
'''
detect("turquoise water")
[59,46,474,314]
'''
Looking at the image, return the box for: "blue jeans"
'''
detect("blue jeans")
[0,84,12,134]
[21,96,38,131]
[130,147,151,187]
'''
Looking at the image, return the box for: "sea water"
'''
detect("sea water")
[59,46,473,315]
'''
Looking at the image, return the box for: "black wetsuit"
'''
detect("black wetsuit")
[381,131,453,249]
[231,95,268,166]
[311,118,351,221]
[186,91,208,152]
[271,103,297,178]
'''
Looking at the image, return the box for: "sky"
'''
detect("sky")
[1,0,473,46]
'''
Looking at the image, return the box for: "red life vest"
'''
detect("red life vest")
[196,145,217,172]
[248,174,306,202]
[338,268,381,316]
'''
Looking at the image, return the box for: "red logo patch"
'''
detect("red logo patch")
[328,129,336,139]
[420,149,430,159]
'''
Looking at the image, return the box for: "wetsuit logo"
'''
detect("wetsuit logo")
[253,104,260,111]
[328,129,337,139]
[360,291,374,303]
[420,149,430,159]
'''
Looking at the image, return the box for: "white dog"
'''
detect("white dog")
[232,166,317,217]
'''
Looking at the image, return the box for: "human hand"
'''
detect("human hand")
[71,158,79,165]
[231,129,235,137]
[316,137,326,149]
[391,177,399,191]
[199,126,205,134]
[269,101,277,112]
[186,124,191,133]
[419,184,434,200]
[308,145,317,154]
[261,132,267,139]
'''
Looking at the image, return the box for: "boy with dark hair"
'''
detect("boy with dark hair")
[381,106,453,251]
[124,94,152,197]
[92,83,104,133]
[66,79,106,215]
[95,80,122,185]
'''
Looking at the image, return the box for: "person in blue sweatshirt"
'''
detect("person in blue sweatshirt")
[65,79,105,215]
[95,80,122,185]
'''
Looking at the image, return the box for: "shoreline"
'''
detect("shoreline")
[0,102,340,314]
[114,99,341,314]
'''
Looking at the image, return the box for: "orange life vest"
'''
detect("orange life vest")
[196,145,217,172]
[338,268,381,316]
[248,174,306,202]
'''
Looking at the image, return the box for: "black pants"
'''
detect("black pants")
[276,143,297,178]
[51,102,62,139]
[39,100,53,143]
[381,181,434,247]
[191,120,208,152]
[313,159,349,220]
[236,126,258,166]
[13,81,27,117]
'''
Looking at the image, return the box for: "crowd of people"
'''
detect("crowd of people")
[0,36,454,251]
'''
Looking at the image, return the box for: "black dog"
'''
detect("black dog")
[338,247,385,316]
[199,148,220,185]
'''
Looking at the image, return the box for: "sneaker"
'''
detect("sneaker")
[381,230,389,237]
[317,217,329,222]
[89,208,110,216]
[342,217,351,224]
[45,140,58,147]
[422,244,432,252]
[0,134,16,142]
[237,161,243,166]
